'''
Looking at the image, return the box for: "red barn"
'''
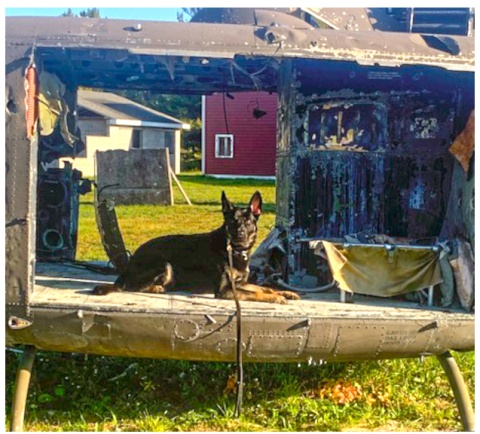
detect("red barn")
[202,91,277,178]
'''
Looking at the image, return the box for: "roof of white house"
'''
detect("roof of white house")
[77,90,190,130]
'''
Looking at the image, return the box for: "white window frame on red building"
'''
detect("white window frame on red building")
[215,134,234,158]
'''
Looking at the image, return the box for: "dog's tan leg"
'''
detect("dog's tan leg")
[219,286,287,304]
[240,283,301,301]
[92,283,119,295]
[260,288,301,300]
[237,290,288,304]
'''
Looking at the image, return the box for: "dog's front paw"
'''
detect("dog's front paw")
[92,284,117,295]
[92,285,107,295]
[268,294,288,304]
[278,290,301,300]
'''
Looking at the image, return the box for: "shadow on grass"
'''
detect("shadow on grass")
[178,174,276,188]
[5,354,348,431]
[5,351,474,431]
[81,199,276,213]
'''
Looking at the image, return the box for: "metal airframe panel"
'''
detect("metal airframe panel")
[5,17,475,72]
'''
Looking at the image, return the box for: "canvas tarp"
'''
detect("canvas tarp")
[322,241,443,297]
[38,71,77,145]
[449,110,475,172]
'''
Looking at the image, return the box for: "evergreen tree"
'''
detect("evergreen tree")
[177,8,203,22]
[60,8,75,17]
[79,8,100,18]
[61,8,101,18]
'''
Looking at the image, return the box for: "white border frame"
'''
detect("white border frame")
[215,134,234,159]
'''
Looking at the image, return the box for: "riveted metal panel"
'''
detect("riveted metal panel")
[6,307,474,362]
[5,43,38,321]
[5,17,475,72]
[305,320,334,350]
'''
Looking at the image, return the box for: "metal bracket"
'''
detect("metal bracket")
[385,244,396,264]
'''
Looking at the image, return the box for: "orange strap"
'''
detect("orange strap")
[26,66,37,139]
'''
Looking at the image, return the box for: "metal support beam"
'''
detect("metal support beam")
[427,285,434,307]
[436,351,475,432]
[11,345,37,432]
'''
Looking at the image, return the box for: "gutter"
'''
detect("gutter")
[108,119,191,130]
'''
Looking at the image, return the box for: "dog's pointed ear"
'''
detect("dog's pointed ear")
[249,191,262,217]
[221,191,234,213]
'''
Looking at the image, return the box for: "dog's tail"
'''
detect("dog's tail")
[155,263,174,287]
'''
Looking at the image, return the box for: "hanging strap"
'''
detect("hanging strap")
[226,240,244,418]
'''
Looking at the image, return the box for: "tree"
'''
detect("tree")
[79,8,100,18]
[118,90,202,169]
[177,8,203,22]
[61,8,75,17]
[61,8,101,18]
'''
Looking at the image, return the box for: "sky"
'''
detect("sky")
[5,8,184,22]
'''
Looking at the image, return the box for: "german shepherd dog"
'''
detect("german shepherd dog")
[93,191,300,304]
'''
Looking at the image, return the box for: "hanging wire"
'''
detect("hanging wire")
[222,92,231,134]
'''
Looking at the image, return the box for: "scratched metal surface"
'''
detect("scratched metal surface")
[5,17,475,72]
[4,263,475,362]
[5,45,38,321]
[274,59,474,285]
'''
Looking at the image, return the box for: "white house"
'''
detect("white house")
[62,90,190,177]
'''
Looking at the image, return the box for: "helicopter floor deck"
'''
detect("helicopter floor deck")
[32,262,472,321]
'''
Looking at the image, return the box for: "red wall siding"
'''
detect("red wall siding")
[204,91,277,176]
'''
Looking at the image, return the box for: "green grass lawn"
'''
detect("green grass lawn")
[76,173,277,261]
[5,173,474,431]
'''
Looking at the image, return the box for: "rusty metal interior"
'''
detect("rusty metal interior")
[6,17,474,363]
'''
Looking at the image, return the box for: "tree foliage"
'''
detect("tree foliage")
[118,91,201,123]
[118,90,202,159]
[61,8,101,18]
[177,8,203,22]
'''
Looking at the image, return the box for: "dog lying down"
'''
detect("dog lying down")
[93,191,300,304]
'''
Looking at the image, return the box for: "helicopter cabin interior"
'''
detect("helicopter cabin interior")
[5,17,474,363]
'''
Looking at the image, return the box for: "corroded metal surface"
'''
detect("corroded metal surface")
[275,59,474,286]
[7,301,474,363]
[5,44,38,321]
[5,264,475,362]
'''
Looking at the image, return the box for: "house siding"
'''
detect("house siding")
[62,125,133,177]
[142,128,180,173]
[62,125,181,177]
[204,91,277,177]
[77,118,108,143]
[142,128,166,149]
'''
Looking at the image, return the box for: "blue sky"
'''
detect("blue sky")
[5,8,183,22]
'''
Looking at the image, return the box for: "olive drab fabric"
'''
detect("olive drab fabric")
[322,241,443,297]
[38,71,77,145]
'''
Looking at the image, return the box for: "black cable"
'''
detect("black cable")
[56,258,118,275]
[222,91,230,135]
[227,241,243,418]
[97,183,120,201]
